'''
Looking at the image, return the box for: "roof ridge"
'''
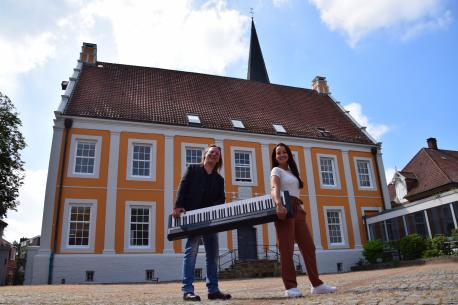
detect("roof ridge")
[97,61,316,93]
[424,148,453,183]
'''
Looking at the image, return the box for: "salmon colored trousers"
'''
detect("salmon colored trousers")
[275,196,323,289]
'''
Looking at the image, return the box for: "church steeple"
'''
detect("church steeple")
[247,19,270,83]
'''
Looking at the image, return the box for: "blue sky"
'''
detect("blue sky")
[1,0,457,242]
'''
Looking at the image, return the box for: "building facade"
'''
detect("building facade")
[29,22,390,284]
[366,138,458,242]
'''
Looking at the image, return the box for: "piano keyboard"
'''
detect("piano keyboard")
[167,191,292,241]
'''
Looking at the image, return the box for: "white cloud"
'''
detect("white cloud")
[309,0,452,46]
[343,102,389,141]
[64,0,249,75]
[385,167,396,185]
[3,169,48,243]
[273,0,289,7]
[0,33,56,95]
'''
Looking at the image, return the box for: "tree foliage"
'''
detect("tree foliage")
[0,92,26,219]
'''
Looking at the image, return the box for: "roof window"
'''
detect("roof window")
[273,124,287,133]
[231,119,245,129]
[317,127,331,137]
[187,114,201,125]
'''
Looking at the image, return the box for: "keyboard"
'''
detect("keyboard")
[167,191,292,241]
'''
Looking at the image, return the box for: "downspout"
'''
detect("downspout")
[48,118,73,284]
[371,147,390,211]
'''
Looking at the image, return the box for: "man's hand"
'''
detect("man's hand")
[172,207,185,218]
[276,204,287,220]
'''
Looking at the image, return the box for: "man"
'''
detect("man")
[173,145,231,301]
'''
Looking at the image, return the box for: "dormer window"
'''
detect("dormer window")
[187,114,201,125]
[394,175,408,203]
[273,124,286,133]
[231,119,245,129]
[317,127,331,137]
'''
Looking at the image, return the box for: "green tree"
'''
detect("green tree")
[0,92,26,219]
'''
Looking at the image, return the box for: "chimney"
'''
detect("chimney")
[61,81,69,90]
[80,42,97,65]
[427,137,438,150]
[312,76,330,95]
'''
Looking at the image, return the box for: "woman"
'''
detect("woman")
[173,145,231,301]
[271,143,336,297]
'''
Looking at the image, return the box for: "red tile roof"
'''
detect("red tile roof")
[402,147,458,200]
[64,62,374,145]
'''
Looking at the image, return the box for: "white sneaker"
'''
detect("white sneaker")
[284,287,302,297]
[311,283,336,294]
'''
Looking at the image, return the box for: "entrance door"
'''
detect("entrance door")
[237,226,257,260]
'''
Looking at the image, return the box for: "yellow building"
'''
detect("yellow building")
[29,21,390,284]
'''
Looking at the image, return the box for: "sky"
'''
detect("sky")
[1,0,457,243]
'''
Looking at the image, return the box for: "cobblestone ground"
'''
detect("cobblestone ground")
[0,261,457,305]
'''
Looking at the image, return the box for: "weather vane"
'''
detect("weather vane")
[250,8,254,19]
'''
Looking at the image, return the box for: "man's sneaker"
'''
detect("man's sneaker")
[208,291,231,300]
[284,287,302,297]
[311,283,336,295]
[183,292,201,301]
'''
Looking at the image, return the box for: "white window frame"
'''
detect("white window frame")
[323,206,349,248]
[68,134,102,178]
[61,199,97,253]
[317,154,340,189]
[124,201,156,252]
[354,157,376,190]
[127,139,157,181]
[180,143,208,176]
[231,146,257,186]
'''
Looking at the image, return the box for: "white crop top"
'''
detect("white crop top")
[270,167,300,198]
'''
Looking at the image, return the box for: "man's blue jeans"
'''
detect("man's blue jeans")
[182,233,219,294]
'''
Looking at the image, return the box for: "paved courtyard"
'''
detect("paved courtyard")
[1,260,457,305]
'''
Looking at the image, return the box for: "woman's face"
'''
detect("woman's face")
[275,145,289,166]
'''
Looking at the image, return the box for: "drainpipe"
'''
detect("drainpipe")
[371,147,390,211]
[48,118,73,284]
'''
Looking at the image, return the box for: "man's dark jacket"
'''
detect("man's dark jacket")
[175,164,225,211]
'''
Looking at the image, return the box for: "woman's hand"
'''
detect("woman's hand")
[172,207,185,218]
[276,204,287,220]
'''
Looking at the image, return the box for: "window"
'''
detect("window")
[356,160,371,187]
[86,271,94,282]
[324,206,348,248]
[68,206,91,246]
[231,119,245,129]
[124,201,156,252]
[187,114,201,124]
[75,141,96,174]
[62,199,97,252]
[318,155,339,188]
[354,158,376,189]
[132,144,152,177]
[68,134,102,178]
[273,124,286,133]
[185,147,204,167]
[231,147,257,186]
[326,210,343,244]
[127,139,156,181]
[146,269,155,281]
[234,151,252,182]
[130,207,150,247]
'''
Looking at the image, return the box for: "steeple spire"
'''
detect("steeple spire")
[247,19,270,83]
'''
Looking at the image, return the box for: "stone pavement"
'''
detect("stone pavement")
[0,260,457,305]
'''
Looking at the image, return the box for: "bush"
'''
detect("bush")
[451,228,458,241]
[363,239,384,264]
[400,234,426,260]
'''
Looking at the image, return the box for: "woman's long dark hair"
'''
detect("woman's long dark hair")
[271,143,304,189]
